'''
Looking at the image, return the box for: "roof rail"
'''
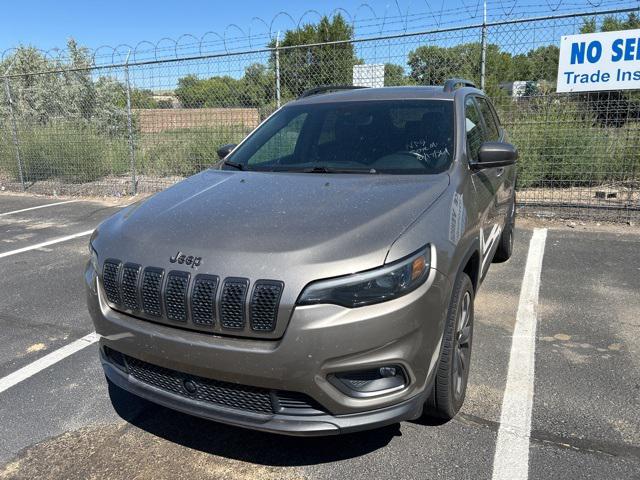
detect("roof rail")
[299,85,368,99]
[443,78,478,92]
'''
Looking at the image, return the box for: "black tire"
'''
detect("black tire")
[423,272,474,421]
[493,196,516,263]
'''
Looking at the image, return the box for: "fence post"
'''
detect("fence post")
[3,75,26,191]
[124,51,137,195]
[275,31,281,109]
[480,0,487,90]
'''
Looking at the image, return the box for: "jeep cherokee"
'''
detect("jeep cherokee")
[85,79,517,436]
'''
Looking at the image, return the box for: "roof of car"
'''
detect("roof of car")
[289,85,482,105]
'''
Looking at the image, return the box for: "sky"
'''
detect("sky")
[1,0,627,57]
[0,0,414,54]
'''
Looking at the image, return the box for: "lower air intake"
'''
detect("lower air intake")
[122,354,324,416]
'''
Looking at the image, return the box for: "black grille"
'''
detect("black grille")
[275,391,326,415]
[121,263,141,311]
[141,267,164,317]
[250,281,284,332]
[101,259,285,336]
[102,260,121,305]
[125,355,274,414]
[191,275,218,326]
[120,353,325,416]
[165,271,189,322]
[220,278,249,329]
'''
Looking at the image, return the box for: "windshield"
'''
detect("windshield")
[224,100,454,174]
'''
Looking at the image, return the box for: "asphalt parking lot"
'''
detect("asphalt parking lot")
[0,193,638,480]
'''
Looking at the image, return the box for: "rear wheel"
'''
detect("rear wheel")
[423,272,474,420]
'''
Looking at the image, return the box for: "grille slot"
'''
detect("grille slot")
[141,267,164,317]
[125,354,274,414]
[250,280,284,332]
[191,274,218,326]
[121,263,141,311]
[102,259,122,305]
[220,278,249,330]
[275,391,326,415]
[165,271,190,322]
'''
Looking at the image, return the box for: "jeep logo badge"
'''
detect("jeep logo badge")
[170,251,202,269]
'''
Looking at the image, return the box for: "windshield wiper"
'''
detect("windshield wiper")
[223,160,244,170]
[302,166,378,174]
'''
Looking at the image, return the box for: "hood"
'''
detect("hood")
[94,169,448,335]
[97,169,448,275]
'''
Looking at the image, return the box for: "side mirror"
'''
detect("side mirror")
[217,143,237,160]
[474,142,518,169]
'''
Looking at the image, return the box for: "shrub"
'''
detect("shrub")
[138,126,250,177]
[1,121,129,183]
[499,97,640,188]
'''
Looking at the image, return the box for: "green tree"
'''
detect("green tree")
[408,43,512,92]
[239,63,275,107]
[174,63,274,108]
[0,39,129,134]
[269,14,357,98]
[174,74,242,108]
[580,13,640,34]
[384,63,414,86]
[510,46,560,82]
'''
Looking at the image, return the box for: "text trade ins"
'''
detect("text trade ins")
[556,29,640,93]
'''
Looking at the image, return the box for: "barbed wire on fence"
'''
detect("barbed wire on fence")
[2,0,639,68]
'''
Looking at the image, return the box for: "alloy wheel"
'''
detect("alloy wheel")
[453,291,472,400]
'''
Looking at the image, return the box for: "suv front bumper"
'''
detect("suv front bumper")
[86,262,449,435]
[102,350,427,436]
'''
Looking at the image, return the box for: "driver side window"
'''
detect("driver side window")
[464,97,484,163]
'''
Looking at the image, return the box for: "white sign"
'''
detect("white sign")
[353,64,385,88]
[557,29,640,92]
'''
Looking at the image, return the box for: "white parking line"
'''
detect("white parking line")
[0,200,78,217]
[0,230,93,259]
[0,333,99,394]
[492,228,547,480]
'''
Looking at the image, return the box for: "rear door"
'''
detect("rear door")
[464,95,501,275]
[475,96,513,223]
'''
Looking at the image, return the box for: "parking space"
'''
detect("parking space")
[0,193,638,480]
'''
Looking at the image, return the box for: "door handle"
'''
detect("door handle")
[495,167,504,177]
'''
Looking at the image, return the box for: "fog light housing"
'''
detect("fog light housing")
[329,365,406,398]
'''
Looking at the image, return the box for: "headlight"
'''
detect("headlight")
[89,230,99,272]
[297,245,432,308]
[89,246,99,273]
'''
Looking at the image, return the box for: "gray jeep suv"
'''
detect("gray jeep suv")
[86,79,517,436]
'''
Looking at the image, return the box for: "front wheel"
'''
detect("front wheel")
[423,272,474,421]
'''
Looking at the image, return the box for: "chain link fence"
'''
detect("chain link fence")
[1,6,639,221]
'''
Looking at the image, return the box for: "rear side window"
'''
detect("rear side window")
[464,97,483,162]
[475,97,500,142]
